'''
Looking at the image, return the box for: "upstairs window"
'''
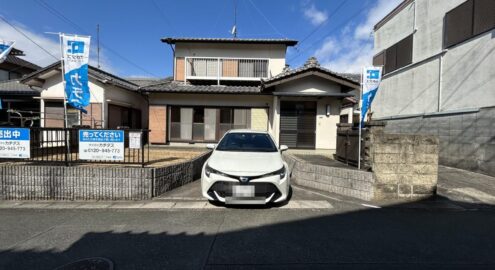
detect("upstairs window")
[373,34,413,75]
[445,0,495,48]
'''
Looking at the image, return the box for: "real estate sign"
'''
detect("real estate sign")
[129,132,142,149]
[360,66,383,127]
[79,130,124,161]
[0,128,30,158]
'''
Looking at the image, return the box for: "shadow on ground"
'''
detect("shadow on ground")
[0,196,494,270]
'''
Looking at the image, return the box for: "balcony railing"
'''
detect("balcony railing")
[185,57,269,81]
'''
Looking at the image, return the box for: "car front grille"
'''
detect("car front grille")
[208,181,281,201]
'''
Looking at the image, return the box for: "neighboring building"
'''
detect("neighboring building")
[144,37,360,149]
[371,0,495,175]
[0,48,42,127]
[21,62,148,129]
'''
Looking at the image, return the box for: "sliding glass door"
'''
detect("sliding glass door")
[169,106,252,142]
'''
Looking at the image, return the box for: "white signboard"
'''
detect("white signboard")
[129,132,142,149]
[0,128,30,158]
[79,130,124,161]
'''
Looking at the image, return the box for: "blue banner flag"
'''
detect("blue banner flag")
[360,67,383,128]
[61,34,91,113]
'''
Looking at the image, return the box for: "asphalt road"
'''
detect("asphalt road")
[1,182,495,270]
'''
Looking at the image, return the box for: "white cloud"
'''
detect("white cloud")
[0,20,60,66]
[312,0,402,73]
[303,4,328,26]
[354,0,403,40]
[0,19,118,74]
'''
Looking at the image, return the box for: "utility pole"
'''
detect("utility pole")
[97,24,101,69]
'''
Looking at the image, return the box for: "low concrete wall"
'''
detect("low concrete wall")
[0,152,211,201]
[153,152,210,196]
[284,154,375,201]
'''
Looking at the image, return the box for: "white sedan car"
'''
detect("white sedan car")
[201,130,291,205]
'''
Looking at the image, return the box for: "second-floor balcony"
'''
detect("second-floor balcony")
[185,57,269,82]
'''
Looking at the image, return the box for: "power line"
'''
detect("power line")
[247,0,285,38]
[150,0,176,34]
[287,6,367,64]
[35,0,159,77]
[297,0,349,46]
[0,16,58,60]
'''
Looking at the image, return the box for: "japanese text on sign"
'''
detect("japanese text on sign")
[79,130,124,161]
[0,128,30,159]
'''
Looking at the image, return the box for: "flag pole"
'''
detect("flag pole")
[358,67,364,170]
[58,33,69,130]
[58,33,71,164]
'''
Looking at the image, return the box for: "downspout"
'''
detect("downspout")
[438,53,443,112]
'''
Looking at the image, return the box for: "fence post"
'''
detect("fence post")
[141,130,145,168]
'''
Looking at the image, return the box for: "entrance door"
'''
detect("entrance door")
[280,101,316,149]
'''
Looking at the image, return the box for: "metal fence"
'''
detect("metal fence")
[335,124,366,167]
[0,127,150,167]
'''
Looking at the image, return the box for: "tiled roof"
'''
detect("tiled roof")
[141,81,262,94]
[161,37,298,46]
[20,61,139,92]
[127,77,172,87]
[262,57,360,87]
[0,79,41,95]
[3,55,41,71]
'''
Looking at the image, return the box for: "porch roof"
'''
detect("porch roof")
[261,57,360,90]
[272,92,353,98]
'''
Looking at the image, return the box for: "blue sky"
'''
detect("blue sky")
[0,0,401,78]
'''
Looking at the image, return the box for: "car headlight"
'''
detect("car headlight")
[205,163,226,178]
[262,166,286,179]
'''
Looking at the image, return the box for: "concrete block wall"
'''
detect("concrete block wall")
[384,107,495,176]
[0,166,152,200]
[284,154,375,201]
[0,152,211,201]
[153,151,210,196]
[369,132,439,200]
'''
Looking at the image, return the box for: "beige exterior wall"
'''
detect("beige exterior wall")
[271,75,356,150]
[174,43,287,79]
[250,108,268,131]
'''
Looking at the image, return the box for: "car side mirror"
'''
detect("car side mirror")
[206,144,216,150]
[279,145,288,152]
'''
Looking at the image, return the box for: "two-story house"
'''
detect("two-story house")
[144,37,360,150]
[371,0,495,176]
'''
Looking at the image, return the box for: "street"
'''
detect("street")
[1,181,494,270]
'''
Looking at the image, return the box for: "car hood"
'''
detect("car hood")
[207,150,284,176]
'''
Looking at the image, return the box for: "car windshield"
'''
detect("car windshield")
[216,132,278,152]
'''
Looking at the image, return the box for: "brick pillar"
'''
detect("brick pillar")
[149,105,166,144]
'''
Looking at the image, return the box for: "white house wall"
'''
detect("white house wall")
[373,0,495,118]
[174,43,287,78]
[40,75,105,103]
[374,1,415,53]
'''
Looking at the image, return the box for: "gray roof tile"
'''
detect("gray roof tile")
[0,79,41,95]
[161,37,298,46]
[142,81,261,94]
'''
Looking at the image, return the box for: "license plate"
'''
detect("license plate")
[232,185,255,197]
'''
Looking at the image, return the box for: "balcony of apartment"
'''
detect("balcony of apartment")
[184,57,269,83]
